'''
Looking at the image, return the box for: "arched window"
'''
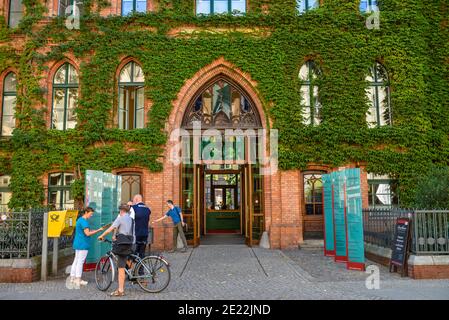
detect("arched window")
[303,171,324,215]
[182,77,261,129]
[118,61,145,130]
[366,62,391,127]
[196,0,246,15]
[119,173,142,204]
[51,63,79,130]
[1,72,17,136]
[122,0,147,15]
[297,0,319,14]
[360,0,378,13]
[299,61,321,126]
[8,0,23,28]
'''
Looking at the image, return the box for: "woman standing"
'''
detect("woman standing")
[70,207,104,287]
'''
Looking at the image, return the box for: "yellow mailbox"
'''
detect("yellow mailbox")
[47,210,79,237]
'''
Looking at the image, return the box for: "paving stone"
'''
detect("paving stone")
[0,246,448,300]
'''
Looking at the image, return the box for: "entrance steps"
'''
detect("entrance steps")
[299,240,324,249]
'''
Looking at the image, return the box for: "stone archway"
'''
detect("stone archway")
[163,57,272,246]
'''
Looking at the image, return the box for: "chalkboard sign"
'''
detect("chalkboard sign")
[389,217,412,277]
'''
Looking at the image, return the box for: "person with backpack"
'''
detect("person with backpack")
[98,204,134,297]
[152,200,188,253]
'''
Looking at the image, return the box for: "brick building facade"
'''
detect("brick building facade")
[1,1,440,251]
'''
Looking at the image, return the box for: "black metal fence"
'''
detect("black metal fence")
[0,209,74,259]
[363,208,449,255]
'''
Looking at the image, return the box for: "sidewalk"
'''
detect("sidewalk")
[0,246,447,300]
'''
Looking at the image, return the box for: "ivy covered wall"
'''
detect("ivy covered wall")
[0,0,447,209]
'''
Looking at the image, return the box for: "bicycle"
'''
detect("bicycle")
[95,238,171,293]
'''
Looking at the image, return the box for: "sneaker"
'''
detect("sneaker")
[180,247,187,253]
[79,280,88,286]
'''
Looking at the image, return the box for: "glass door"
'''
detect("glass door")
[244,163,253,246]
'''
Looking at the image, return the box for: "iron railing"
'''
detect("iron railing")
[413,210,449,255]
[0,209,74,259]
[363,208,449,255]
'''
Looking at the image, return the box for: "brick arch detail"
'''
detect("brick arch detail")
[169,57,268,133]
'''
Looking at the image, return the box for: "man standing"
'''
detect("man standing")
[129,194,151,258]
[153,200,188,253]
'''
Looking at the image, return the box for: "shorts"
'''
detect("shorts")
[117,254,129,268]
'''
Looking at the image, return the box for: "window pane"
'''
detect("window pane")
[135,87,145,129]
[212,82,231,120]
[119,63,132,82]
[118,87,127,129]
[66,88,78,129]
[67,64,78,84]
[359,0,368,12]
[313,85,321,125]
[4,73,17,92]
[58,0,69,16]
[120,174,141,204]
[133,63,144,82]
[297,0,306,13]
[366,87,377,127]
[52,89,66,130]
[64,173,74,186]
[196,0,211,14]
[0,191,12,211]
[310,0,319,9]
[50,173,63,186]
[49,190,62,208]
[64,190,74,209]
[8,0,23,28]
[214,0,228,14]
[0,176,11,188]
[54,65,67,84]
[378,86,388,126]
[299,63,309,81]
[1,96,16,136]
[231,0,245,13]
[136,0,146,13]
[122,0,133,15]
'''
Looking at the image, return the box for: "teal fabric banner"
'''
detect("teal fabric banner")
[322,173,335,256]
[84,170,121,264]
[333,171,347,261]
[345,168,365,270]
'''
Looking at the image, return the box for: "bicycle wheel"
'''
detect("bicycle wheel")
[95,255,115,291]
[135,256,171,293]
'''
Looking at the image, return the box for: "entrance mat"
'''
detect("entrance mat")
[207,229,240,234]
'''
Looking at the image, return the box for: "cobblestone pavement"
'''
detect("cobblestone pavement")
[0,246,448,300]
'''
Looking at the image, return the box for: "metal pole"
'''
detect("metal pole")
[26,210,32,259]
[52,238,59,276]
[41,211,48,281]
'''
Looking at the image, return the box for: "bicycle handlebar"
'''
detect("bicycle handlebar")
[100,238,112,244]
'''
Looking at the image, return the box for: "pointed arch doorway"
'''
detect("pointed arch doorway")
[179,76,265,247]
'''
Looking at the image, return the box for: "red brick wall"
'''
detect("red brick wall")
[0,268,34,283]
[29,55,373,251]
[408,265,449,280]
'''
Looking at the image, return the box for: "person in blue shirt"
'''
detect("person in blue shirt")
[69,207,104,287]
[152,200,188,253]
[129,194,151,258]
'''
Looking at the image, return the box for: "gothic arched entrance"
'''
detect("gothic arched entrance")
[178,76,266,246]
